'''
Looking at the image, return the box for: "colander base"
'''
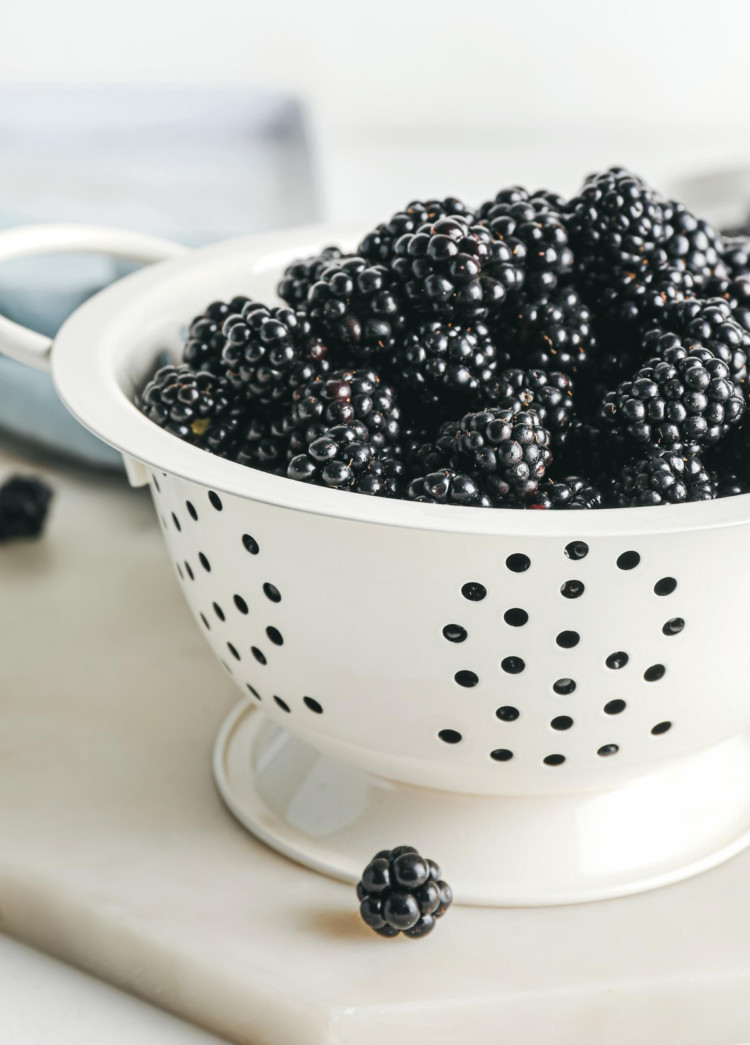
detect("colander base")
[214,700,750,907]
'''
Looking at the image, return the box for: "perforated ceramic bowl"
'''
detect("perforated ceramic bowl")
[4,223,750,906]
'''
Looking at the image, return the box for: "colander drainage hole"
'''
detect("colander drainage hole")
[553,678,576,695]
[252,647,267,666]
[152,476,161,493]
[564,541,588,560]
[184,561,194,580]
[652,721,672,735]
[234,595,249,614]
[606,651,628,669]
[496,706,519,721]
[556,630,580,648]
[227,642,241,661]
[263,582,281,603]
[663,617,685,636]
[501,656,525,674]
[273,696,290,713]
[560,580,584,599]
[551,716,573,730]
[604,699,626,715]
[246,684,261,700]
[303,697,323,714]
[208,491,223,511]
[455,670,479,687]
[175,562,183,580]
[199,552,211,572]
[490,748,513,761]
[200,613,210,630]
[617,551,640,570]
[242,534,260,555]
[266,626,283,646]
[506,553,531,573]
[544,754,566,766]
[186,501,198,521]
[171,512,181,532]
[504,608,528,626]
[439,729,462,744]
[644,664,666,682]
[655,577,677,596]
[213,602,225,621]
[443,624,468,643]
[598,744,619,756]
[461,582,486,601]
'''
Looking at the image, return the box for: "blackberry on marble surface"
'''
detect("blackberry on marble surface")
[287,421,402,496]
[0,476,53,541]
[496,287,595,376]
[140,365,240,449]
[611,449,715,506]
[357,846,452,938]
[277,246,343,307]
[359,198,474,267]
[182,297,253,373]
[529,475,603,510]
[291,369,400,451]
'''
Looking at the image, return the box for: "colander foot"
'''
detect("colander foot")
[214,700,750,907]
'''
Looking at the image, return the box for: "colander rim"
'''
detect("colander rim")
[52,223,750,538]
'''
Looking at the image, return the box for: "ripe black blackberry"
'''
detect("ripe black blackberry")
[496,287,595,376]
[182,297,253,373]
[642,298,750,386]
[0,475,53,541]
[721,236,750,279]
[662,201,727,287]
[406,469,493,506]
[482,367,575,442]
[234,410,295,475]
[601,347,745,451]
[221,303,329,406]
[391,216,525,318]
[287,421,403,496]
[140,365,241,452]
[437,406,553,502]
[307,256,407,362]
[357,846,452,938]
[276,246,343,307]
[568,167,670,273]
[291,369,400,452]
[395,317,498,411]
[611,449,715,506]
[594,263,696,331]
[528,475,602,509]
[359,198,474,267]
[702,274,750,336]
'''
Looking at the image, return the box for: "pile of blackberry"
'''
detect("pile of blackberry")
[138,167,750,509]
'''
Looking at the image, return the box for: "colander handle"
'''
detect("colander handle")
[0,223,186,371]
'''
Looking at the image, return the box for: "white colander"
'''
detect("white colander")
[5,222,750,907]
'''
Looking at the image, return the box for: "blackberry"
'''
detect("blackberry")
[406,469,492,506]
[643,298,749,385]
[359,198,474,267]
[496,287,595,376]
[391,216,525,318]
[557,418,628,481]
[702,274,750,336]
[234,410,294,475]
[182,297,253,373]
[601,348,745,451]
[478,188,573,296]
[482,367,575,442]
[395,318,498,411]
[662,201,727,287]
[291,369,400,452]
[140,365,242,452]
[528,475,602,509]
[0,475,53,540]
[221,303,329,406]
[611,449,715,506]
[594,264,696,331]
[287,422,403,496]
[357,846,452,938]
[568,167,670,273]
[307,256,406,361]
[438,406,552,502]
[715,472,748,497]
[721,236,750,278]
[276,246,343,307]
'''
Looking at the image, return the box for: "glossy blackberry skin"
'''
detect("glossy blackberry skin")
[611,450,715,506]
[568,167,670,272]
[482,367,575,442]
[529,475,602,510]
[643,298,749,385]
[601,347,745,451]
[391,216,525,318]
[0,476,53,540]
[291,369,400,452]
[287,421,403,496]
[234,411,295,475]
[356,846,452,938]
[307,256,407,362]
[497,287,595,376]
[221,303,329,406]
[140,365,241,450]
[721,236,750,278]
[359,198,474,267]
[395,318,498,411]
[276,246,343,308]
[182,297,254,373]
[594,264,696,331]
[438,406,553,502]
[407,469,492,506]
[662,201,727,287]
[702,274,750,336]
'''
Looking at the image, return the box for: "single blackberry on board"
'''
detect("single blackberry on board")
[601,347,745,451]
[528,475,602,509]
[221,303,329,406]
[0,476,53,540]
[642,298,749,386]
[357,846,452,938]
[495,287,595,376]
[395,317,498,411]
[482,367,575,442]
[234,410,295,475]
[277,246,343,307]
[140,365,240,450]
[391,216,525,318]
[182,297,254,373]
[359,198,475,267]
[437,406,553,502]
[406,469,493,506]
[307,256,407,362]
[287,421,403,496]
[611,449,715,506]
[291,369,400,451]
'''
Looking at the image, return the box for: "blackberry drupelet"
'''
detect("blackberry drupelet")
[662,201,727,287]
[183,297,253,373]
[276,246,343,307]
[406,469,492,506]
[140,365,242,451]
[643,298,750,385]
[438,406,553,502]
[496,287,595,376]
[482,367,575,442]
[601,347,745,451]
[221,302,329,406]
[234,410,295,475]
[395,317,498,411]
[391,216,525,318]
[529,475,602,509]
[702,274,750,335]
[356,846,452,938]
[291,369,400,451]
[307,256,407,361]
[287,421,403,496]
[0,476,53,540]
[359,198,474,267]
[611,449,715,506]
